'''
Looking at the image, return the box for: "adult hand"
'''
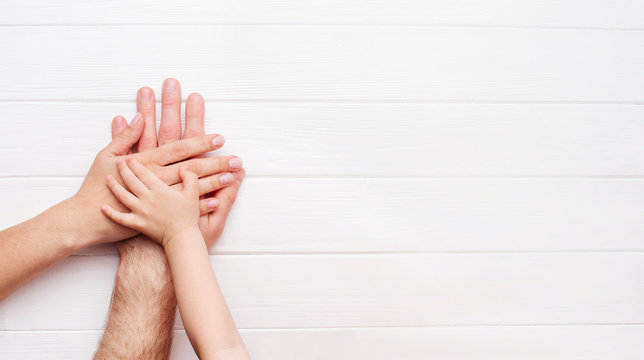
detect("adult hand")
[111,79,245,248]
[95,79,245,358]
[69,90,243,246]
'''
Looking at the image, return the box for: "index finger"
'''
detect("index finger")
[138,134,224,166]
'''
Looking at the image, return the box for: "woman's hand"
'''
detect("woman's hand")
[68,112,242,246]
[101,157,202,247]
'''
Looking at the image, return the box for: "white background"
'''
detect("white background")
[1,1,644,359]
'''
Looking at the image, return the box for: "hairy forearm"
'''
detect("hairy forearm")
[165,228,249,360]
[95,236,177,360]
[0,198,89,301]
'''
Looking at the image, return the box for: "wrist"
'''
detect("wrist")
[42,198,94,253]
[163,226,203,253]
[116,236,173,289]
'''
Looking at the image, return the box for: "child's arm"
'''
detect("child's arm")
[165,229,249,359]
[101,157,250,360]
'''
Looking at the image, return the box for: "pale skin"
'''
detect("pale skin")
[0,78,242,301]
[95,79,246,359]
[103,157,250,360]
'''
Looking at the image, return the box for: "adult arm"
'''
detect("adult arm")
[95,79,245,359]
[101,157,249,360]
[94,237,176,360]
[0,91,240,300]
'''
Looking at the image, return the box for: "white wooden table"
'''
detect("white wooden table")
[1,1,643,359]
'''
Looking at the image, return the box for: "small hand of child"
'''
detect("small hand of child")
[101,157,203,247]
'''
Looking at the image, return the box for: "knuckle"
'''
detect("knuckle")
[219,157,230,170]
[158,126,179,142]
[185,160,202,174]
[221,190,238,204]
[170,141,189,159]
[209,176,221,190]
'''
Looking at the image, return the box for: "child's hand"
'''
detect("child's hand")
[101,157,203,247]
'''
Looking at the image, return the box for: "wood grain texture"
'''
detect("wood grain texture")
[1,102,644,177]
[1,253,642,330]
[2,326,644,360]
[1,0,643,28]
[1,177,643,253]
[1,26,643,102]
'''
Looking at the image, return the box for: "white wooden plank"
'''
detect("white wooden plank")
[1,253,642,330]
[2,102,644,177]
[2,326,644,360]
[1,0,644,29]
[1,178,644,253]
[1,27,643,102]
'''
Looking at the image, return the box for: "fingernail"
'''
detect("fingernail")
[163,78,177,91]
[114,116,125,128]
[229,157,243,169]
[212,135,225,147]
[105,175,113,182]
[129,112,141,126]
[220,173,234,185]
[207,199,220,209]
[188,93,202,103]
[139,87,153,100]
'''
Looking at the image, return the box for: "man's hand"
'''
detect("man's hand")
[110,79,246,248]
[69,109,242,246]
[95,79,245,359]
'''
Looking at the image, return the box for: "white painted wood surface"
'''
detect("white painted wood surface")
[1,1,643,359]
[1,27,644,102]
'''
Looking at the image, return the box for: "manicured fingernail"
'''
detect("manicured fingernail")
[207,199,220,209]
[212,135,225,147]
[229,157,243,169]
[106,175,113,182]
[130,112,141,126]
[220,173,234,185]
[163,78,177,91]
[139,87,153,100]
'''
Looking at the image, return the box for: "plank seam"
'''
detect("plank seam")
[0,23,644,32]
[68,251,644,258]
[1,99,644,105]
[3,323,644,332]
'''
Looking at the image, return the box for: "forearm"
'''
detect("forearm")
[0,198,89,301]
[165,228,249,360]
[95,236,177,360]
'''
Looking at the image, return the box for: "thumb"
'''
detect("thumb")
[111,115,127,140]
[179,166,198,197]
[104,113,144,156]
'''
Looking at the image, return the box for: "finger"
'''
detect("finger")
[184,92,205,139]
[179,166,199,197]
[105,175,140,210]
[139,134,225,166]
[126,157,166,190]
[159,78,182,145]
[137,86,158,151]
[196,172,234,195]
[101,205,140,230]
[210,169,245,228]
[199,197,219,215]
[104,113,144,156]
[111,115,127,139]
[169,172,234,195]
[117,158,149,196]
[158,156,241,185]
